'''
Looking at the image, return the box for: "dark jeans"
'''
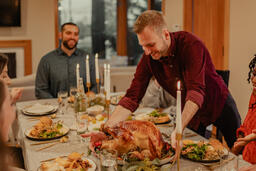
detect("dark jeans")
[191,93,241,148]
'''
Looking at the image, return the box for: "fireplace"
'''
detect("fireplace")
[0,40,32,78]
[4,52,16,78]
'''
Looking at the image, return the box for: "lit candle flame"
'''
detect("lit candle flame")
[177,81,181,90]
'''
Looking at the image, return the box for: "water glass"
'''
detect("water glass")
[100,151,117,171]
[220,154,238,171]
[58,91,68,115]
[75,113,88,142]
[100,86,105,95]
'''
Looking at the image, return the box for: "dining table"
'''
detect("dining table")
[14,97,251,171]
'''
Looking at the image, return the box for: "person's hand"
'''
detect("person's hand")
[237,133,256,143]
[10,88,23,103]
[252,129,256,134]
[170,128,183,149]
[104,105,131,128]
[171,129,177,149]
[104,118,118,128]
[233,140,247,149]
[232,132,256,155]
[232,140,246,155]
[239,165,256,171]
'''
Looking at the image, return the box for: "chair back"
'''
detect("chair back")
[216,70,230,87]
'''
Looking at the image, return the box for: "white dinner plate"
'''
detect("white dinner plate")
[87,105,104,115]
[181,140,229,163]
[110,92,125,105]
[134,108,172,124]
[118,153,175,166]
[38,157,96,171]
[22,103,58,116]
[133,107,155,115]
[25,124,69,141]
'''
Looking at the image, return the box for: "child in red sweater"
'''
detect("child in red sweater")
[232,54,256,164]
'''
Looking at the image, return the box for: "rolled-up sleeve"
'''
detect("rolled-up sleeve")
[182,41,206,108]
[186,90,204,108]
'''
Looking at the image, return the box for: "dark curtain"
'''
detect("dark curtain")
[91,0,105,58]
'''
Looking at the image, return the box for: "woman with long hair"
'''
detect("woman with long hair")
[0,79,17,171]
[0,53,23,103]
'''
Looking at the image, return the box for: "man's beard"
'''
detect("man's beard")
[63,40,78,50]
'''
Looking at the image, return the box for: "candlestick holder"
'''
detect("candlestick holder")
[96,79,100,94]
[105,99,110,120]
[86,83,91,92]
[176,133,182,171]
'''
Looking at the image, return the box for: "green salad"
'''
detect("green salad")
[148,110,167,117]
[182,143,208,161]
[38,123,63,138]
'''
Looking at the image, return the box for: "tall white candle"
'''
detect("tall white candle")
[104,64,107,93]
[95,53,99,80]
[86,55,90,85]
[176,81,182,134]
[76,64,80,89]
[106,64,111,100]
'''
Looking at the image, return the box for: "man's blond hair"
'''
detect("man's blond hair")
[133,10,167,34]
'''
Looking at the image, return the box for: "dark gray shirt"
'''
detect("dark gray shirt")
[35,48,97,99]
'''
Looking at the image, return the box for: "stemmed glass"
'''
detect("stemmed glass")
[69,87,78,98]
[58,91,68,115]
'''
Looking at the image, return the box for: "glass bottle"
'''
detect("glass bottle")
[74,78,86,113]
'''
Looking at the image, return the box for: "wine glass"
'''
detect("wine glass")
[100,86,105,95]
[69,87,77,106]
[58,91,68,115]
[69,87,78,97]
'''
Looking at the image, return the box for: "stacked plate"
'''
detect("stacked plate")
[22,103,58,116]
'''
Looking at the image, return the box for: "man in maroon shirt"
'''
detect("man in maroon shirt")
[105,10,241,148]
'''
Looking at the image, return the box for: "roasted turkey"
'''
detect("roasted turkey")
[82,120,169,160]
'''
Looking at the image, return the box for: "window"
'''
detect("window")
[58,0,116,59]
[56,0,163,65]
[127,0,147,65]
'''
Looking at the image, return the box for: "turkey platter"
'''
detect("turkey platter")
[82,120,174,163]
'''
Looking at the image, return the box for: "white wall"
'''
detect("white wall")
[164,0,256,120]
[0,0,56,73]
[164,0,183,32]
[229,0,256,120]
